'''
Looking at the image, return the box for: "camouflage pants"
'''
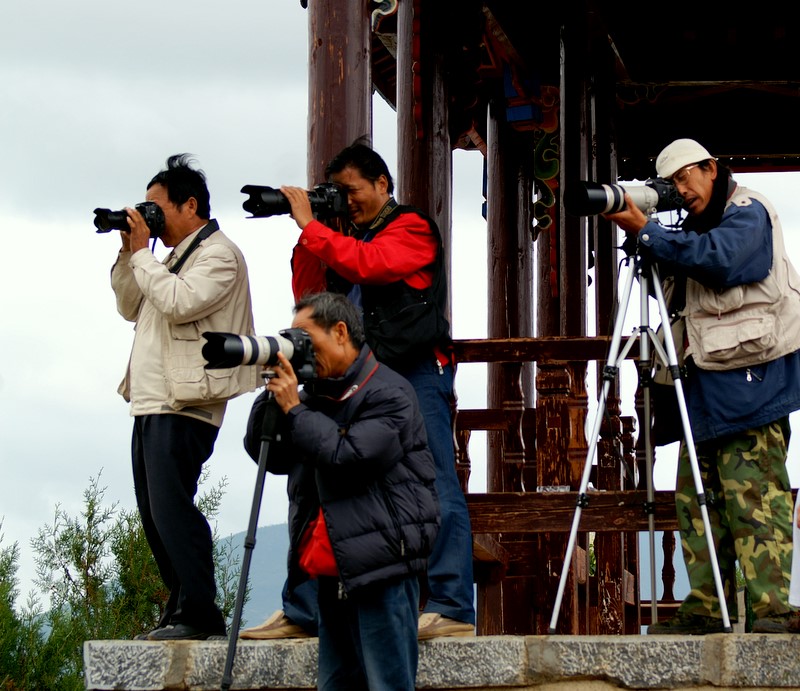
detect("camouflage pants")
[675,417,794,620]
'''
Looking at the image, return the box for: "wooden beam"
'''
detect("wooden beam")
[453,336,639,363]
[466,490,678,533]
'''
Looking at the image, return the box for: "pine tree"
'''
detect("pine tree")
[0,470,241,690]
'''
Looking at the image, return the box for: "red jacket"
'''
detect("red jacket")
[291,211,438,300]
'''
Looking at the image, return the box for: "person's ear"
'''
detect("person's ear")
[182,196,198,216]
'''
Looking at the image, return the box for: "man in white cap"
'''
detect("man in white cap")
[605,138,800,634]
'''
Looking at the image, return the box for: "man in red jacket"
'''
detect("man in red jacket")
[241,141,475,641]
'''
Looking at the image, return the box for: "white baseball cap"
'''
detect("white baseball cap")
[655,138,714,179]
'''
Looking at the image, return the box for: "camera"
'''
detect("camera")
[564,178,684,216]
[93,202,166,238]
[241,183,348,220]
[202,327,316,382]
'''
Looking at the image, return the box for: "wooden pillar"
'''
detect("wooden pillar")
[486,100,533,494]
[307,0,372,185]
[396,0,452,286]
[483,100,535,634]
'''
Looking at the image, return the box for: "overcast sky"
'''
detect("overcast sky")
[3,0,800,610]
[0,0,490,606]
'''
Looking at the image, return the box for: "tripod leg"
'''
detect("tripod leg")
[548,259,639,633]
[221,396,281,690]
[650,265,733,633]
[636,271,659,626]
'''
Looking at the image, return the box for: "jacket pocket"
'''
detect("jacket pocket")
[166,323,241,405]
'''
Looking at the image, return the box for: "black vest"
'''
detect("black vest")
[326,204,451,369]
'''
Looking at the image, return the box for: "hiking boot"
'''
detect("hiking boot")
[751,611,800,633]
[239,610,313,640]
[647,612,725,635]
[417,613,475,640]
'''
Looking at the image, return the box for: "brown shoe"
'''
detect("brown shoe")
[417,613,475,640]
[239,610,313,640]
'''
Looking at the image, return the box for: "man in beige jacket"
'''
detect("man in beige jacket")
[111,154,257,640]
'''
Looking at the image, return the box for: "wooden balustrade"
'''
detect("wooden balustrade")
[451,336,680,634]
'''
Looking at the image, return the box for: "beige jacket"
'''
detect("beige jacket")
[684,186,800,370]
[111,222,258,423]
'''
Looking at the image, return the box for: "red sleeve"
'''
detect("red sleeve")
[296,212,437,289]
[291,242,328,301]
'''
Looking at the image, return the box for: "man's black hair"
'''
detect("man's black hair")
[294,292,366,349]
[148,153,211,219]
[325,136,394,195]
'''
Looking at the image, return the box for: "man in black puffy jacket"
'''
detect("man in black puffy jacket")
[244,291,440,691]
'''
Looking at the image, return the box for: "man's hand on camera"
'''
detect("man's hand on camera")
[280,186,315,230]
[267,352,302,414]
[603,193,648,237]
[125,206,152,253]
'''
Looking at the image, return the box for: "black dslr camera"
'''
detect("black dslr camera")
[93,202,166,238]
[202,327,316,383]
[241,183,348,220]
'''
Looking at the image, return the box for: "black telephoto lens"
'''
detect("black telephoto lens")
[241,185,291,218]
[93,208,130,233]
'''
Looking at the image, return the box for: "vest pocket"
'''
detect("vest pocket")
[687,310,777,366]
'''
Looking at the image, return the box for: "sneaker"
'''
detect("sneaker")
[751,611,800,633]
[239,610,313,640]
[417,613,475,640]
[647,612,725,635]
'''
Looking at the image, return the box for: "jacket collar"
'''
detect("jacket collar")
[303,345,379,401]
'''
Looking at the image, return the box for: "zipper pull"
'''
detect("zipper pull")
[338,581,347,600]
[436,356,444,375]
[746,368,763,383]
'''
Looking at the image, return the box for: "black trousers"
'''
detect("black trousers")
[131,414,225,633]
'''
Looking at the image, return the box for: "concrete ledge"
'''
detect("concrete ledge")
[84,634,800,690]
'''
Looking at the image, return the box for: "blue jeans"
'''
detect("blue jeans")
[317,575,419,691]
[282,578,319,635]
[395,358,475,625]
[283,358,475,628]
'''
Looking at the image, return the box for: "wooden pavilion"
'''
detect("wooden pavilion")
[299,0,800,635]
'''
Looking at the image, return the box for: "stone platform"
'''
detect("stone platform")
[84,634,800,690]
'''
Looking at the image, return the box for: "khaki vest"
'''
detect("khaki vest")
[684,186,800,370]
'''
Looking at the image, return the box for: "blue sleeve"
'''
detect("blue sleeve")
[638,199,772,289]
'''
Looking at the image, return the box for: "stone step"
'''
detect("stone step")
[84,634,800,690]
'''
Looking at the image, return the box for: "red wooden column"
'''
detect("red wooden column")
[482,101,535,634]
[396,0,452,271]
[307,0,372,185]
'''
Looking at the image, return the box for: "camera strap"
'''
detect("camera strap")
[168,220,219,274]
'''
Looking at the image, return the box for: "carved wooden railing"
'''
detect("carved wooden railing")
[451,336,680,634]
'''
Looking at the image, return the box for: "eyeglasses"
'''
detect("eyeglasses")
[670,164,700,186]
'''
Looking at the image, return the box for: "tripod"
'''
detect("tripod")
[221,385,281,691]
[547,251,733,634]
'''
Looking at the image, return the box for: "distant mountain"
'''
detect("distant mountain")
[225,523,290,628]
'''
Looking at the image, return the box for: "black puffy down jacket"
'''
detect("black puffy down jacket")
[244,345,440,595]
